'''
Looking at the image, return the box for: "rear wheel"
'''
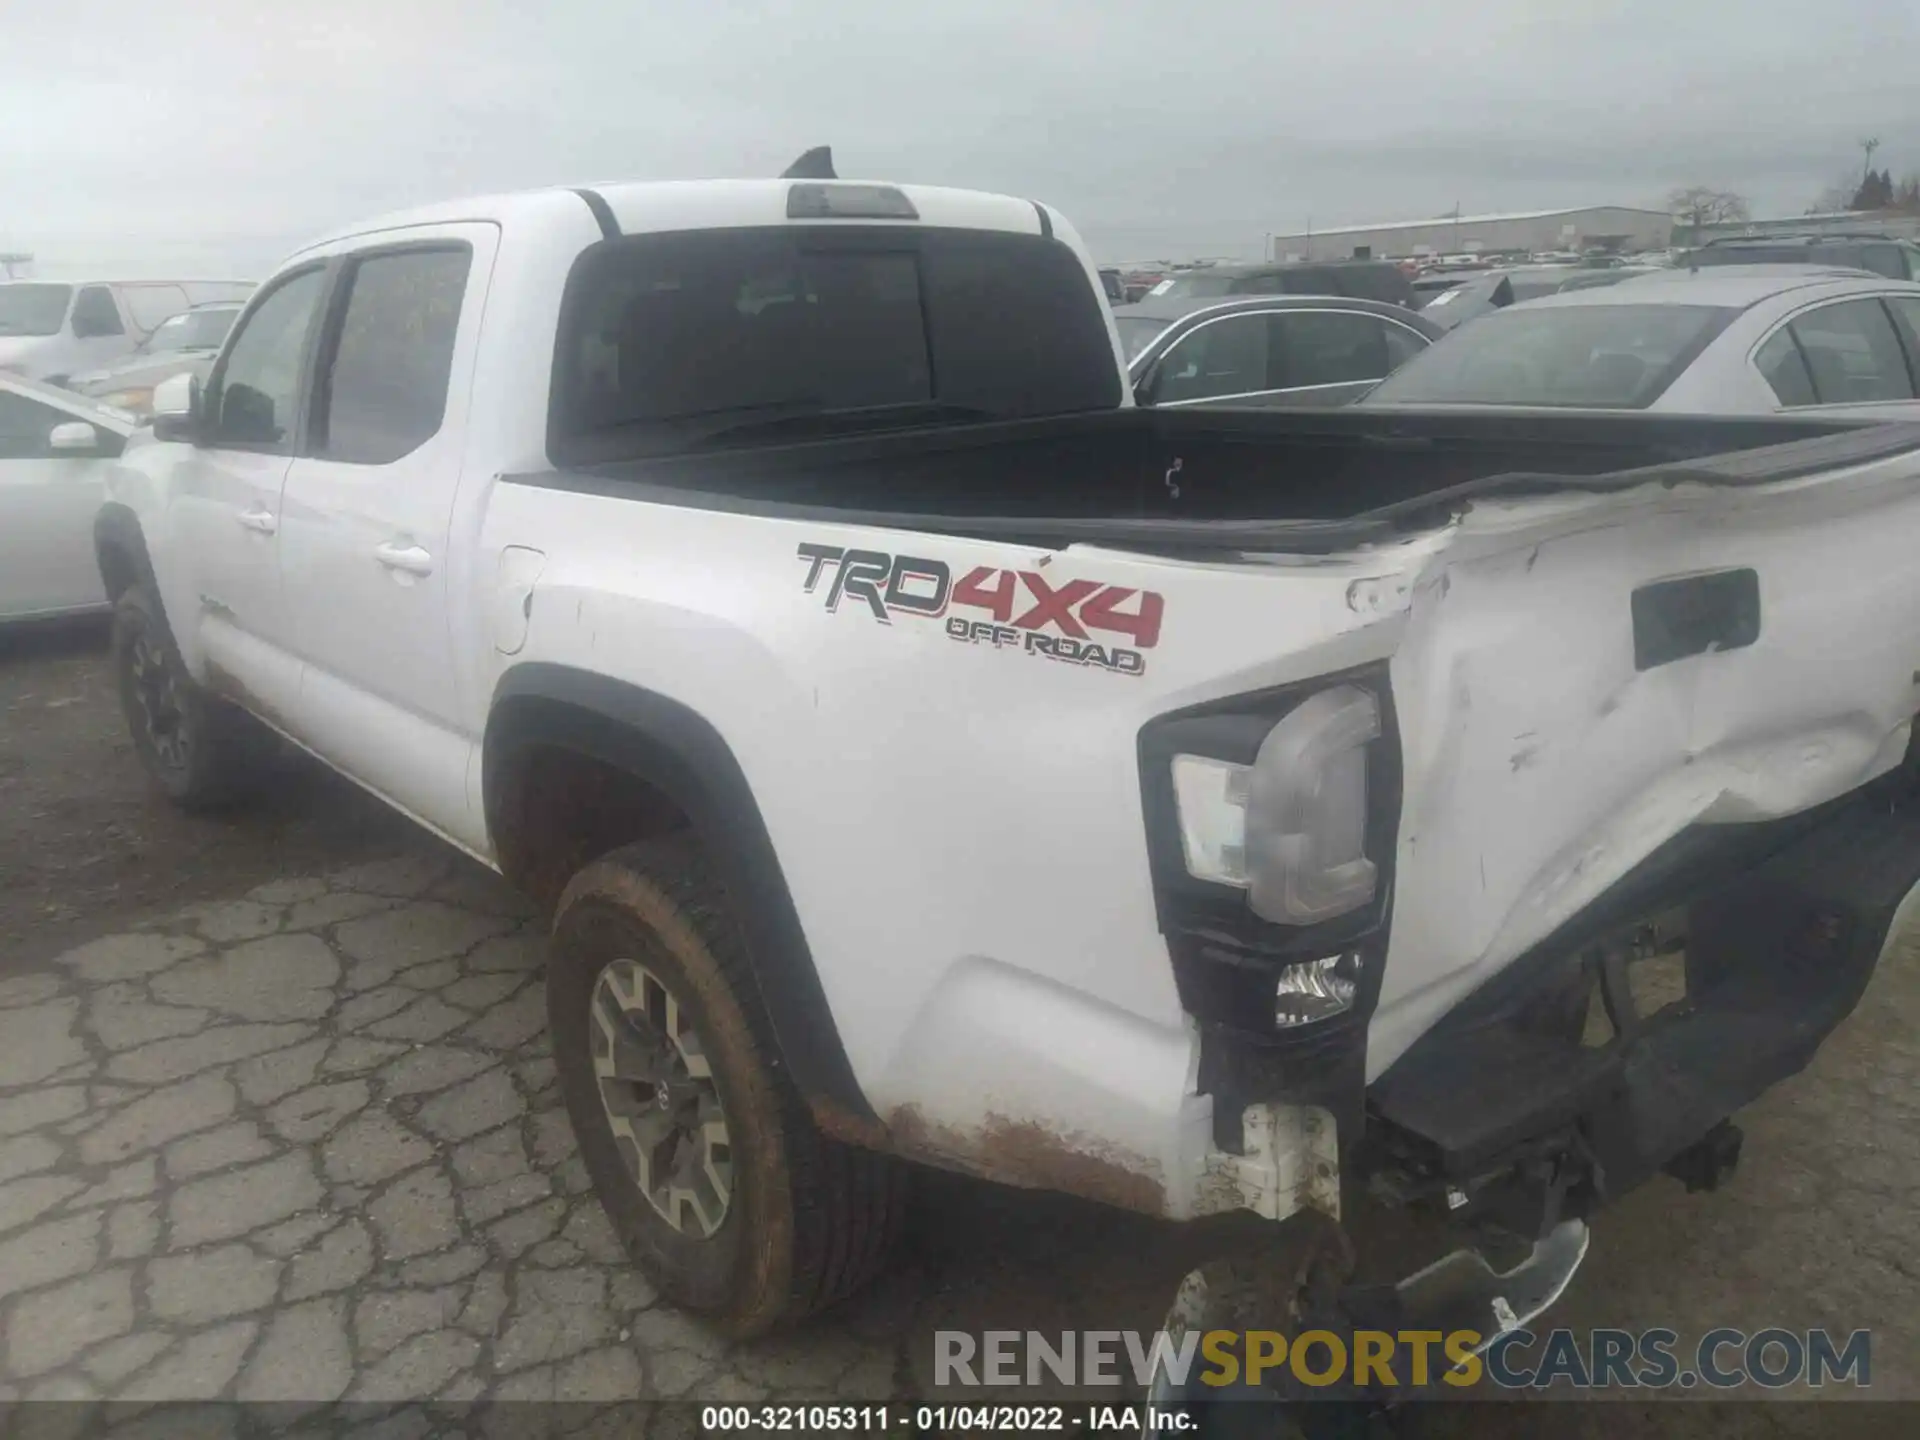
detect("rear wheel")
[111,583,270,810]
[547,839,907,1335]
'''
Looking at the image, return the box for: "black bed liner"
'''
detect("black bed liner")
[505,406,1920,555]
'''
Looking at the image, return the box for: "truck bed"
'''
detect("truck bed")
[519,407,1920,552]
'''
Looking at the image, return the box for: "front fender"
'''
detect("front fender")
[98,438,205,676]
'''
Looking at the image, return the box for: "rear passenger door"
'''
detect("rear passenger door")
[276,226,497,841]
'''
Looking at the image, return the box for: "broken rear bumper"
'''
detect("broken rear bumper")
[1365,785,1920,1234]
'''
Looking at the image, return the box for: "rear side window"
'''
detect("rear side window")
[1888,296,1920,357]
[1114,314,1171,362]
[70,287,124,339]
[0,284,73,337]
[313,247,472,464]
[1149,314,1269,403]
[1779,299,1916,403]
[551,227,1119,460]
[1850,246,1908,281]
[1754,329,1817,406]
[1270,311,1392,387]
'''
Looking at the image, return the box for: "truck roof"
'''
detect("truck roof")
[294,178,1059,256]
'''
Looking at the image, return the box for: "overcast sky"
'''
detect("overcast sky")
[3,0,1915,275]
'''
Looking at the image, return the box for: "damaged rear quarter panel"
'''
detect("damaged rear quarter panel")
[486,485,1447,1217]
[1370,455,1920,1075]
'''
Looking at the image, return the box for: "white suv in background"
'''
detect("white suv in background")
[0,278,254,386]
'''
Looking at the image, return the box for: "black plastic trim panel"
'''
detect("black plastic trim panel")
[485,664,872,1120]
[572,188,619,240]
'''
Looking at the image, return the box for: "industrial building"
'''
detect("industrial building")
[1267,205,1673,261]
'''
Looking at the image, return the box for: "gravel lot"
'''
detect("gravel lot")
[1,623,1913,1429]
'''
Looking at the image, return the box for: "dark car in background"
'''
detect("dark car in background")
[1418,264,1665,330]
[1119,294,1442,407]
[1684,234,1920,282]
[1143,260,1417,309]
[67,301,245,416]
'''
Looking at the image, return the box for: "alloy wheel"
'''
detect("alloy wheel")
[128,630,191,774]
[589,958,735,1238]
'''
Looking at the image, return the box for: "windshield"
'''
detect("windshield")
[1365,303,1735,409]
[140,307,239,354]
[551,225,1122,461]
[0,284,74,337]
[1149,274,1234,300]
[1115,314,1172,361]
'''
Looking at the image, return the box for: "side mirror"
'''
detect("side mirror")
[151,372,202,444]
[48,421,101,454]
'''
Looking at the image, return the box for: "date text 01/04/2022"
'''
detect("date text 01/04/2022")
[701,1404,1146,1433]
[797,543,1167,677]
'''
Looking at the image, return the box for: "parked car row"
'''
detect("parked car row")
[0,372,138,621]
[15,261,1917,626]
[68,301,245,415]
[1117,294,1442,407]
[0,279,254,385]
[1684,232,1920,282]
[1143,259,1417,309]
[1363,266,1920,420]
[1112,251,1920,424]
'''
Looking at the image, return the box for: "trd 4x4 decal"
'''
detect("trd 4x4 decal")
[796,543,1164,677]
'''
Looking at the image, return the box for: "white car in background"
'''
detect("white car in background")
[0,279,254,386]
[69,302,247,417]
[1363,266,1920,419]
[0,373,139,621]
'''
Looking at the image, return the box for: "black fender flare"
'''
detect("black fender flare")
[93,502,156,600]
[484,663,875,1125]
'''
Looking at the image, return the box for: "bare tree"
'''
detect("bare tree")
[1862,137,1882,186]
[1810,173,1862,213]
[1667,186,1750,238]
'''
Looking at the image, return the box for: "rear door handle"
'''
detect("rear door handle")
[237,507,277,535]
[374,541,435,577]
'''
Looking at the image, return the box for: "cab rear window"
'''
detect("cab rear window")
[549,226,1120,462]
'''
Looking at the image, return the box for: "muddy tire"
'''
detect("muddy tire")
[548,838,907,1336]
[111,584,271,811]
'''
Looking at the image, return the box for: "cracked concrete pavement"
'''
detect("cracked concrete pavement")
[1,847,1915,1423]
[0,853,937,1407]
[0,634,1915,1428]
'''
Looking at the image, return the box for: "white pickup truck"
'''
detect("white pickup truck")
[97,165,1920,1389]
